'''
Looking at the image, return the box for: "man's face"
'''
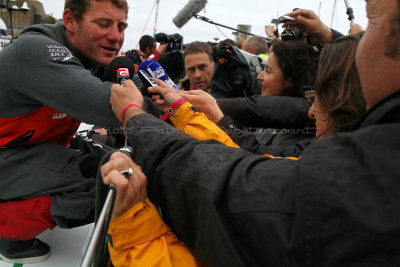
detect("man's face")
[144,42,156,58]
[65,0,127,66]
[356,0,400,108]
[184,52,214,90]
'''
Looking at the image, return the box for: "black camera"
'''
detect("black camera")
[155,33,183,52]
[280,27,304,41]
[277,15,295,24]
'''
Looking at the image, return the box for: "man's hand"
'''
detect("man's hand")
[110,80,144,125]
[265,25,276,39]
[237,38,246,49]
[348,22,363,35]
[148,78,182,112]
[180,90,224,123]
[283,9,333,46]
[101,152,147,219]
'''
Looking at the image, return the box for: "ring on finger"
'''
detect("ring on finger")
[120,168,134,177]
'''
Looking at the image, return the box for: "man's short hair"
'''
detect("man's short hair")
[64,0,129,21]
[217,39,237,49]
[139,35,155,53]
[183,41,213,62]
[244,36,269,55]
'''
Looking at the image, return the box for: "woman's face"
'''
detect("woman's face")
[308,97,335,139]
[257,53,292,96]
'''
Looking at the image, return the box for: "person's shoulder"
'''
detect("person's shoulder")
[300,123,400,174]
[20,23,64,39]
[11,24,75,63]
[15,24,63,44]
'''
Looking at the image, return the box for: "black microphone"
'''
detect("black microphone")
[344,0,355,22]
[172,0,207,28]
[103,56,136,83]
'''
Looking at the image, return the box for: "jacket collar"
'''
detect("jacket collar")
[354,89,400,129]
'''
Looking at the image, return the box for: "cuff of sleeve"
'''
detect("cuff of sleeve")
[330,29,344,43]
[169,101,197,130]
[108,198,171,249]
[216,116,236,131]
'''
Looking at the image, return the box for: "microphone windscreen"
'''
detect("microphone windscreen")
[138,60,181,92]
[172,0,207,28]
[103,56,136,83]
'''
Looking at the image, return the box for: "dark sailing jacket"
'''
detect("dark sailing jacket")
[125,90,400,267]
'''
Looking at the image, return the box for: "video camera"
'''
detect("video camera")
[155,33,184,52]
[211,44,263,99]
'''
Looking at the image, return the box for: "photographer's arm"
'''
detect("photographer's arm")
[283,9,340,46]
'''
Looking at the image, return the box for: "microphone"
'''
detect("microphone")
[103,56,136,83]
[138,60,181,92]
[117,68,129,84]
[172,0,207,28]
[344,0,354,22]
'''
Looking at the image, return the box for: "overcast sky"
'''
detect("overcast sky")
[39,0,368,51]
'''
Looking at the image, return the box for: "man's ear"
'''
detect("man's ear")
[63,8,76,34]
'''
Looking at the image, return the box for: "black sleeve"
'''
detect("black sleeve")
[331,28,344,42]
[217,116,312,157]
[126,114,301,266]
[217,95,314,129]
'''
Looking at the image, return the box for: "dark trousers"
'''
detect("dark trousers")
[0,141,103,240]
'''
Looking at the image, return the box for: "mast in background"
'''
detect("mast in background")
[153,0,160,37]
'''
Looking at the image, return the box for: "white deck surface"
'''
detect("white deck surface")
[0,224,94,267]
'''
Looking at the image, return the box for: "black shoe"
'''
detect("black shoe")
[0,238,50,264]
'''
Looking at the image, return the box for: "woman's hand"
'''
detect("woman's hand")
[148,78,182,112]
[180,90,224,123]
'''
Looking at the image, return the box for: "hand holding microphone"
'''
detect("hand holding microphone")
[138,60,181,92]
[110,80,144,125]
[148,78,183,113]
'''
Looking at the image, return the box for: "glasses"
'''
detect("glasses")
[303,87,316,103]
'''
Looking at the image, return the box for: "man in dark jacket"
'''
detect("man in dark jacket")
[103,1,400,266]
[0,0,130,264]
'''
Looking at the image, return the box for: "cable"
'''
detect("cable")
[136,0,158,49]
[214,25,229,40]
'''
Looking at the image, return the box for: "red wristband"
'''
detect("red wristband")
[119,104,142,122]
[160,98,186,121]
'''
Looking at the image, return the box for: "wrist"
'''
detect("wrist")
[160,98,186,121]
[122,106,144,128]
[315,26,333,46]
[209,110,224,124]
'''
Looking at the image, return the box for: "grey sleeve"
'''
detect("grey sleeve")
[2,32,120,128]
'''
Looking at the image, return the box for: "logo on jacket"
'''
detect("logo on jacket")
[52,113,67,119]
[47,44,73,61]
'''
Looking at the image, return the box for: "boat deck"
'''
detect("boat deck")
[0,224,94,267]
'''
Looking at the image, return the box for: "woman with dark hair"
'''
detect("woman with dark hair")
[309,32,366,138]
[257,40,317,98]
